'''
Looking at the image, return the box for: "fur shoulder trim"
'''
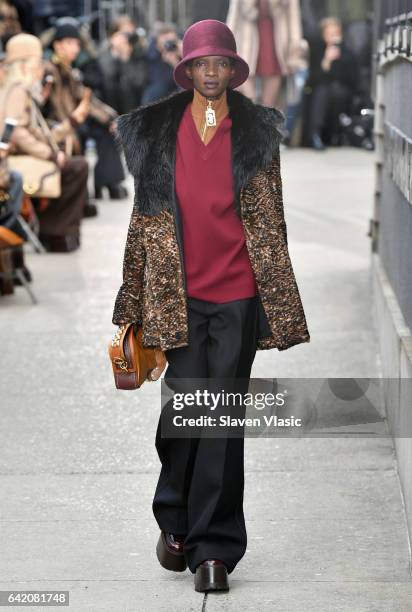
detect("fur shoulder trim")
[114,87,285,216]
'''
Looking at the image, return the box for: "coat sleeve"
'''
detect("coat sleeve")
[5,84,53,160]
[265,146,288,246]
[112,204,146,326]
[48,117,72,143]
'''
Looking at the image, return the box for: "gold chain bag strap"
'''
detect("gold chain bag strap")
[8,154,61,197]
[108,323,167,390]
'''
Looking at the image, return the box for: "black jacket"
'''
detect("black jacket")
[307,37,359,92]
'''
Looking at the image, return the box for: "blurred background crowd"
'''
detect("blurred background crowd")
[0,0,375,300]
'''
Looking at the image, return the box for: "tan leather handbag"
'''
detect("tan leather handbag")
[7,155,61,198]
[108,323,167,390]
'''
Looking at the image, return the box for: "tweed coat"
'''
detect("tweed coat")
[112,86,310,352]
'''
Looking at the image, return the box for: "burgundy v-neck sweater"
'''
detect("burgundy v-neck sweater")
[175,103,258,303]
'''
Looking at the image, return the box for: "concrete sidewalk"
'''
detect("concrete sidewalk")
[0,147,411,611]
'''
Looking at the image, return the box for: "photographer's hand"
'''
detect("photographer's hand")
[0,144,9,160]
[161,48,181,67]
[321,45,341,71]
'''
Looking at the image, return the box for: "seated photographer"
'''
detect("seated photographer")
[82,15,147,116]
[0,33,88,252]
[306,17,359,150]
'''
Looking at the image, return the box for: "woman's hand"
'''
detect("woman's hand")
[71,99,90,125]
[56,150,66,168]
[321,45,341,71]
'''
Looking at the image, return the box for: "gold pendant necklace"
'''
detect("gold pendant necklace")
[201,99,217,142]
[205,100,217,126]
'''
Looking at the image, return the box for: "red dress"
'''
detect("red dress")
[255,0,282,76]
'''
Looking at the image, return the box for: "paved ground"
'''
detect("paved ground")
[1,147,411,611]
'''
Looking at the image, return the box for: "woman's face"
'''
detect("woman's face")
[21,56,44,85]
[54,37,81,64]
[185,55,236,98]
[323,23,342,46]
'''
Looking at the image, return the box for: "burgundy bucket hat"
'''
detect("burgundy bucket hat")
[173,19,249,90]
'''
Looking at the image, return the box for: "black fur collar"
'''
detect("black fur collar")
[116,87,284,216]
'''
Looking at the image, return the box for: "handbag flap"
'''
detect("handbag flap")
[7,155,61,197]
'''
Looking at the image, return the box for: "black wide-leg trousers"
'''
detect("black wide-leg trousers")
[152,295,259,574]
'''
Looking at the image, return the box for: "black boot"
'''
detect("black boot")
[83,200,98,218]
[108,184,128,200]
[39,233,80,252]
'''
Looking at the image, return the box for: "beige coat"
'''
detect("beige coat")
[226,0,303,76]
[0,81,70,159]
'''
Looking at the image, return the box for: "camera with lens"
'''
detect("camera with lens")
[163,39,178,52]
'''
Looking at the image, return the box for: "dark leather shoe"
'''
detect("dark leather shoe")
[310,131,326,150]
[194,559,229,592]
[39,233,80,252]
[83,201,98,218]
[156,531,187,572]
[108,184,128,200]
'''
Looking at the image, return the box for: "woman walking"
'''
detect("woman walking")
[226,0,303,106]
[112,19,310,593]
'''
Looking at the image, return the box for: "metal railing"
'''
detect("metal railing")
[370,0,412,253]
[373,0,412,60]
[371,0,412,102]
